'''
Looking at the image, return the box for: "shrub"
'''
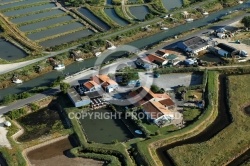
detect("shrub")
[150,84,160,93]
[29,103,40,112]
[6,108,27,120]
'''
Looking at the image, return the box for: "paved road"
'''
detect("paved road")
[0,0,228,75]
[0,88,60,115]
[0,12,249,114]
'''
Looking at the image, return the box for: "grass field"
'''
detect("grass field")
[17,105,64,142]
[168,74,250,166]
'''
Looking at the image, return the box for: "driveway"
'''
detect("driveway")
[138,72,203,90]
[0,115,11,148]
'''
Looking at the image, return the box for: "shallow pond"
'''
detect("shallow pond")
[0,38,27,61]
[19,15,74,32]
[28,22,84,40]
[79,108,133,143]
[104,8,129,26]
[0,0,42,10]
[39,29,94,47]
[11,9,64,24]
[78,7,111,31]
[129,5,149,21]
[162,0,183,10]
[4,3,56,17]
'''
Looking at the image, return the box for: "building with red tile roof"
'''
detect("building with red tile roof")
[144,54,168,66]
[84,74,118,93]
[128,86,176,126]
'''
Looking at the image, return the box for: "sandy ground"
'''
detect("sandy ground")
[0,115,11,148]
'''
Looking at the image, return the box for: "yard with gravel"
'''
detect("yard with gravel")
[138,72,203,91]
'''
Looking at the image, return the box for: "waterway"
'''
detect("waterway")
[0,153,7,166]
[156,74,232,166]
[0,1,249,100]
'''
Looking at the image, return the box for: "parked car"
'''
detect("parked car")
[153,72,160,78]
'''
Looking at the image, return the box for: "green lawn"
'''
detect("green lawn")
[168,74,250,166]
[182,108,201,122]
[140,115,177,134]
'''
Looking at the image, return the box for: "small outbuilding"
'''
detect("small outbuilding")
[67,88,91,107]
[4,121,11,127]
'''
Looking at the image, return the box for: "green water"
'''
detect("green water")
[79,108,133,143]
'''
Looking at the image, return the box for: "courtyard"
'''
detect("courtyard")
[138,72,203,91]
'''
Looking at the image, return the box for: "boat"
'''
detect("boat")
[161,27,169,30]
[95,52,102,57]
[12,79,23,84]
[203,12,209,15]
[186,18,194,22]
[54,64,65,70]
[107,45,116,50]
[135,130,143,135]
[75,58,84,62]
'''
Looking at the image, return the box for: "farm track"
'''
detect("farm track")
[0,13,42,51]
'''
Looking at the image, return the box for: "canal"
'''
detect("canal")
[0,2,249,101]
[156,74,232,166]
[0,153,7,166]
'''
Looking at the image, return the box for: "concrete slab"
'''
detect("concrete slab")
[0,115,11,148]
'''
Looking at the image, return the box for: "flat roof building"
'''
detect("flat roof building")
[177,36,209,56]
[67,88,91,107]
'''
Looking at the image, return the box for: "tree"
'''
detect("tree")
[60,82,70,94]
[150,84,160,93]
[241,16,250,28]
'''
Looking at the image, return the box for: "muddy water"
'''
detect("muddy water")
[156,75,232,166]
[27,136,103,166]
